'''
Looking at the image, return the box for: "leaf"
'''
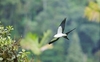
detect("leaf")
[20,30,53,55]
[84,1,100,22]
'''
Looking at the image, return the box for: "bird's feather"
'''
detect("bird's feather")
[63,36,69,40]
[57,26,62,34]
[59,18,66,33]
[66,28,76,35]
[49,38,59,44]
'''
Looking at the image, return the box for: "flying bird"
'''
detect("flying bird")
[48,18,76,44]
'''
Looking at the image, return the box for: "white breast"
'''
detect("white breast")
[54,33,66,37]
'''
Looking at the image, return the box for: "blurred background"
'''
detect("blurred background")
[0,0,100,62]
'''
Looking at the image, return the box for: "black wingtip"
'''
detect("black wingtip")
[48,42,52,44]
[64,17,67,19]
[64,18,66,20]
[48,41,55,44]
[63,18,66,22]
[61,18,66,23]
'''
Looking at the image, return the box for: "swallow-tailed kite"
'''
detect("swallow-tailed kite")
[49,18,76,44]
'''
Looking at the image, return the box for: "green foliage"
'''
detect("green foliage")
[0,0,42,37]
[0,24,30,62]
[20,30,53,62]
[35,0,87,30]
[0,0,100,62]
[93,50,100,62]
[20,30,53,55]
[80,24,100,43]
[66,32,84,62]
[84,1,100,22]
[97,0,100,7]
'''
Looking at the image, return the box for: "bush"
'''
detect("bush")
[0,23,30,62]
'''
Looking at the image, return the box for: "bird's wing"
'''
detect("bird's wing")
[59,18,66,33]
[48,37,59,44]
[57,26,62,34]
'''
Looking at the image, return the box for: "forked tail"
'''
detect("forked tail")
[66,28,76,35]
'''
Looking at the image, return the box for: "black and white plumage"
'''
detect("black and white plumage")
[49,18,76,44]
